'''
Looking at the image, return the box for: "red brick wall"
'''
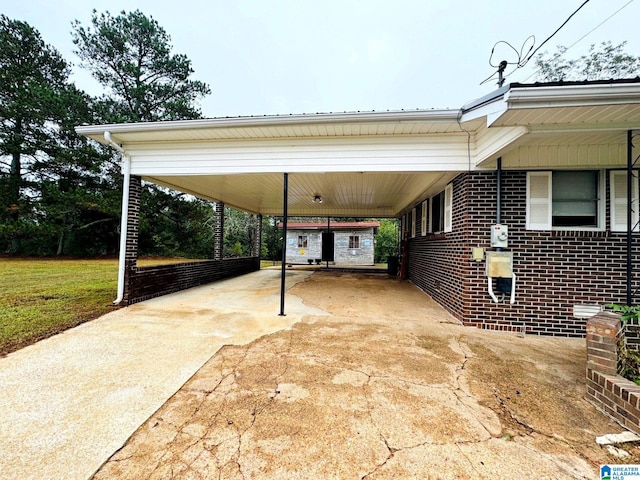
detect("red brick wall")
[408,171,638,336]
[120,176,259,305]
[586,313,640,435]
[125,257,259,305]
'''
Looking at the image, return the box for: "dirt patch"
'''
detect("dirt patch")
[92,272,634,479]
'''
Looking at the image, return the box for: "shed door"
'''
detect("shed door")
[321,232,335,262]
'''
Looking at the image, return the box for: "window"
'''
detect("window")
[611,170,640,232]
[297,235,308,248]
[421,199,429,236]
[411,207,417,238]
[430,184,452,233]
[526,171,603,230]
[349,236,360,249]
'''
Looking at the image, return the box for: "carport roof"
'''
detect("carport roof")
[76,80,640,217]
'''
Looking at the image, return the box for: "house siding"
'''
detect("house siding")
[408,171,640,337]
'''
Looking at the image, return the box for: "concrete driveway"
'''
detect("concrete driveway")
[89,271,633,479]
[0,269,322,480]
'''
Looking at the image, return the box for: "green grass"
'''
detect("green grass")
[0,258,119,356]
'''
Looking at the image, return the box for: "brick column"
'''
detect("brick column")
[213,202,224,261]
[123,175,141,303]
[586,312,620,376]
[254,214,262,258]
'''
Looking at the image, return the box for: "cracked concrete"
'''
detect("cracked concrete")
[0,269,323,480]
[90,271,639,479]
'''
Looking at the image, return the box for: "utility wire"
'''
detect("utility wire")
[515,0,635,83]
[480,0,592,85]
[522,0,591,66]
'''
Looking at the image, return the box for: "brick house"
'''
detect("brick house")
[279,222,379,265]
[77,78,640,335]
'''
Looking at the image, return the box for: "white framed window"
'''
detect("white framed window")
[610,170,640,232]
[297,235,308,248]
[421,199,429,236]
[526,170,604,230]
[411,207,416,238]
[348,235,360,249]
[430,184,453,233]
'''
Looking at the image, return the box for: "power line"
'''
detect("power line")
[522,0,591,66]
[516,0,635,83]
[480,0,593,86]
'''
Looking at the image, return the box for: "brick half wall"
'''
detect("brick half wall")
[586,312,640,435]
[123,257,259,305]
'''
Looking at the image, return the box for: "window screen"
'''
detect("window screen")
[552,171,598,227]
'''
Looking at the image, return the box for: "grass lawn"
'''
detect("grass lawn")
[0,258,119,356]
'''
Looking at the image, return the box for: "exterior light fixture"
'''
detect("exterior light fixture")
[313,195,323,204]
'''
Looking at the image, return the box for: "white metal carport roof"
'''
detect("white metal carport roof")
[76,80,640,218]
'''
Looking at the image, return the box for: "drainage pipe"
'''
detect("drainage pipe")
[104,131,130,305]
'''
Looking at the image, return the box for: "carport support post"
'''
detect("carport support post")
[279,173,289,316]
[628,129,633,306]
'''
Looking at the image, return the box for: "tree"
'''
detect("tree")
[223,208,260,258]
[72,9,210,123]
[374,219,399,263]
[72,9,215,258]
[0,16,70,252]
[535,41,640,82]
[0,16,116,255]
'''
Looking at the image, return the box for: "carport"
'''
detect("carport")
[77,108,520,311]
[77,80,640,335]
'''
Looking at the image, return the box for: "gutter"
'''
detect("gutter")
[504,83,640,108]
[103,131,130,305]
[75,109,462,142]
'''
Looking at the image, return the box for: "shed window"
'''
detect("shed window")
[349,236,360,249]
[297,235,308,248]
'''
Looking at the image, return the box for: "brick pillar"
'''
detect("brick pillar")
[586,312,621,376]
[213,202,224,261]
[123,175,141,303]
[254,214,262,258]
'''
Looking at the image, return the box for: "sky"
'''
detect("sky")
[2,0,639,118]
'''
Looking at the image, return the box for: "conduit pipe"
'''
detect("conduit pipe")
[104,131,130,305]
[487,274,516,305]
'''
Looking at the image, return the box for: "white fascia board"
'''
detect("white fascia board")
[504,83,640,109]
[126,136,474,175]
[460,98,509,128]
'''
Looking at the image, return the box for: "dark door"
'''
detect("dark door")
[321,232,335,261]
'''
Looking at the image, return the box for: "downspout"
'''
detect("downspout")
[104,131,130,305]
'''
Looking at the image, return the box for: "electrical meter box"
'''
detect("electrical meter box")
[491,224,508,248]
